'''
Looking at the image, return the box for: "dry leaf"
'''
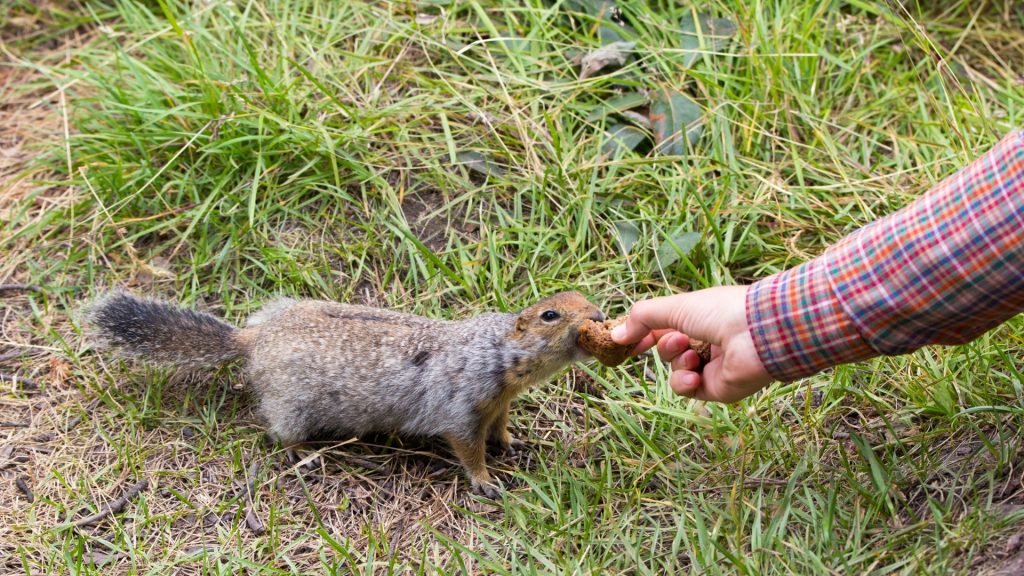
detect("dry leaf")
[579,41,635,80]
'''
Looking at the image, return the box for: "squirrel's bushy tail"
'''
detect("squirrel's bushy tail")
[84,290,244,369]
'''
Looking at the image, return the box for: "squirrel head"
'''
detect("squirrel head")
[513,291,605,364]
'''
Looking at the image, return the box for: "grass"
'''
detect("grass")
[1,0,1023,573]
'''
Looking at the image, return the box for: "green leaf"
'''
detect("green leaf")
[455,151,507,177]
[601,123,647,157]
[598,20,638,44]
[565,0,618,17]
[585,92,648,122]
[656,230,700,267]
[614,221,641,255]
[679,12,738,68]
[649,88,703,156]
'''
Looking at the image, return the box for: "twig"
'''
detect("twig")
[15,475,34,503]
[65,416,82,432]
[0,349,31,363]
[242,462,265,535]
[0,284,42,295]
[0,373,39,389]
[0,422,29,428]
[244,507,265,535]
[347,456,384,471]
[0,455,30,472]
[72,478,149,528]
[246,461,259,496]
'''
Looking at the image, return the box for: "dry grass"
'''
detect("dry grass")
[3,0,1024,573]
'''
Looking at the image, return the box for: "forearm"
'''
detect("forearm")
[747,130,1024,382]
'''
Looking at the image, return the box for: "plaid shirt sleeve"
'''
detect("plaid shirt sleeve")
[746,130,1024,382]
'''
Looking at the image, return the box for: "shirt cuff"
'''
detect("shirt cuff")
[745,254,878,382]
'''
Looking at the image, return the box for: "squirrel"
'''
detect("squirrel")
[83,289,606,497]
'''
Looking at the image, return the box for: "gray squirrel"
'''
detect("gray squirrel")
[84,290,606,497]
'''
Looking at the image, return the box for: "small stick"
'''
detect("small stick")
[72,479,149,528]
[242,462,265,535]
[15,475,34,503]
[0,349,30,363]
[246,461,259,496]
[0,284,42,295]
[65,416,83,432]
[244,507,265,535]
[0,373,39,389]
[0,422,29,428]
[347,456,384,471]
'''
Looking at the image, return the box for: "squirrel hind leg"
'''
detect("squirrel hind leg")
[264,420,306,451]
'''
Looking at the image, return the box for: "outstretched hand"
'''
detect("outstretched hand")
[611,286,774,403]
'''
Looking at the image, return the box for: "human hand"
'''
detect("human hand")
[610,286,774,403]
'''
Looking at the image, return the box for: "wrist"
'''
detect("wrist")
[745,257,878,382]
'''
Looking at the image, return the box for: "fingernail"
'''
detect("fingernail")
[610,325,626,342]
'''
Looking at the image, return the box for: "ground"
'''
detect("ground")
[1,0,1023,574]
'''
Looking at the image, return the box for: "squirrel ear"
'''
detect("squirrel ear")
[515,314,529,332]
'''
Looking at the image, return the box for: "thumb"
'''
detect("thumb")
[610,286,747,346]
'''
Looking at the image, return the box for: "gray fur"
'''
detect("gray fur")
[84,290,242,369]
[83,289,605,494]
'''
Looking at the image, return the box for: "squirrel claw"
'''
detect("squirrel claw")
[285,447,321,471]
[471,479,502,499]
[488,432,528,456]
[503,438,528,455]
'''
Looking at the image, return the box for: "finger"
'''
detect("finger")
[610,295,688,345]
[668,370,702,397]
[688,360,751,404]
[629,332,659,356]
[656,332,689,362]
[612,286,747,346]
[670,349,702,372]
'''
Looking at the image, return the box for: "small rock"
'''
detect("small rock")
[1007,533,1023,554]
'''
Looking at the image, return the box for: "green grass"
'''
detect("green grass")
[2,0,1023,573]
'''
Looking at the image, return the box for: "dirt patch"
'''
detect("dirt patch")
[400,189,478,252]
[0,62,65,220]
[972,532,1024,575]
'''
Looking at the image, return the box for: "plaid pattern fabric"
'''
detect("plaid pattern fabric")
[747,130,1024,382]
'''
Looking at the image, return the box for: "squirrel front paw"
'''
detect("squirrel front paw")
[488,429,528,455]
[471,477,502,499]
[500,437,528,455]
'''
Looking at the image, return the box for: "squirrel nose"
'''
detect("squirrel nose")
[590,311,606,322]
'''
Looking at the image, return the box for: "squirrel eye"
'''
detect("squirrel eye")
[541,310,560,321]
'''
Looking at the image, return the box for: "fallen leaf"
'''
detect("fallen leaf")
[656,230,701,267]
[599,22,637,44]
[649,88,703,156]
[585,92,648,122]
[455,151,508,177]
[614,221,641,255]
[601,124,647,157]
[415,13,438,25]
[141,256,175,279]
[620,109,652,130]
[579,41,635,80]
[680,12,738,68]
